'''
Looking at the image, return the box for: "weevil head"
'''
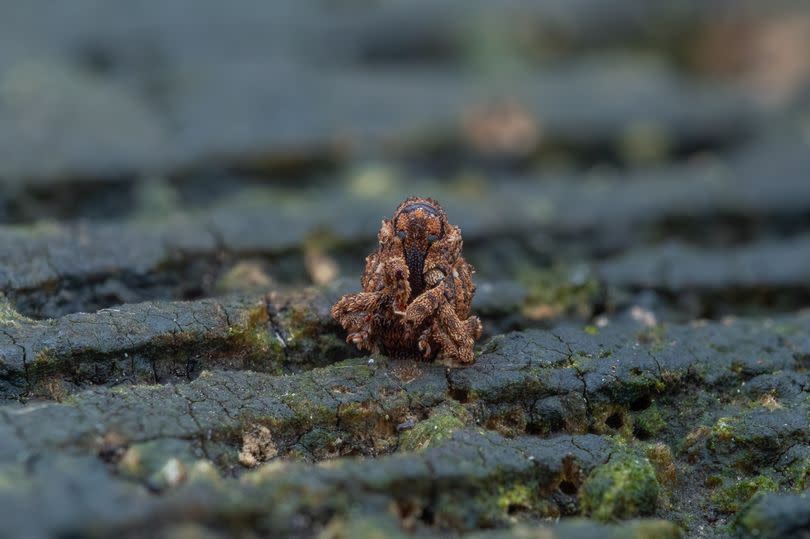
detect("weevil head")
[393,197,446,294]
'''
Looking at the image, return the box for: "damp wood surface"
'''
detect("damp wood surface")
[1,1,810,538]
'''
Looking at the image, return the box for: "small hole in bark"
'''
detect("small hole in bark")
[605,412,623,430]
[449,387,470,403]
[526,422,548,436]
[630,394,652,411]
[558,480,577,495]
[507,503,527,515]
[419,506,435,525]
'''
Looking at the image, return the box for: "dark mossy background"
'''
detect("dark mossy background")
[0,1,809,538]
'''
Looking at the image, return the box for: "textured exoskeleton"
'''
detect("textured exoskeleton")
[331,197,482,365]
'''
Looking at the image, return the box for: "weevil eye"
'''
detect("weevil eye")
[397,231,407,240]
[427,234,439,244]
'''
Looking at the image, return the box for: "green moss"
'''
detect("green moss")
[280,392,335,434]
[705,475,723,489]
[226,302,286,369]
[26,349,69,390]
[489,480,559,521]
[31,349,55,368]
[634,405,666,438]
[337,401,378,430]
[297,428,344,459]
[496,483,534,513]
[709,416,736,443]
[0,296,29,326]
[605,368,667,410]
[519,264,601,320]
[273,298,350,366]
[785,456,809,491]
[282,305,314,341]
[730,491,794,538]
[704,412,785,471]
[710,475,778,514]
[592,406,633,438]
[399,404,469,452]
[435,475,559,529]
[645,443,677,488]
[484,405,528,438]
[581,454,660,522]
[338,400,400,451]
[267,361,409,454]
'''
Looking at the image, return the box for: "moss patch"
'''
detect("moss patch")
[226,301,283,368]
[710,475,778,514]
[484,404,528,438]
[0,295,30,326]
[496,483,535,513]
[399,404,469,452]
[645,443,677,488]
[519,264,601,320]
[710,416,736,442]
[272,292,350,367]
[785,456,809,491]
[634,405,666,438]
[592,405,633,438]
[580,453,660,522]
[339,400,401,452]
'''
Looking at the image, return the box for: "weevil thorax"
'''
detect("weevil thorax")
[393,198,445,297]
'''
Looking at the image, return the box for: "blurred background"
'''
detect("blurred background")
[2,0,810,333]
